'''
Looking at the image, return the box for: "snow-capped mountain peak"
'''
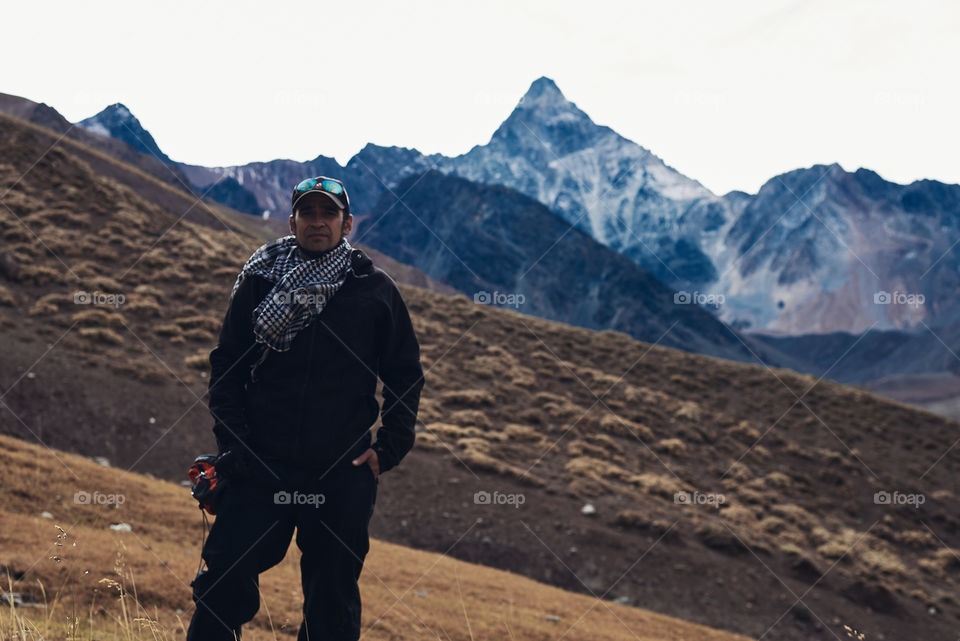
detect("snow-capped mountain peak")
[513,76,588,123]
[444,78,716,277]
[484,76,607,156]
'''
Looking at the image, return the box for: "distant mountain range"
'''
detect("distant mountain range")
[113,77,958,341]
[3,79,959,405]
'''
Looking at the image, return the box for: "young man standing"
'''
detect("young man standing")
[186,176,424,641]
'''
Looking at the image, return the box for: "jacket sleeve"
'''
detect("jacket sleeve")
[208,273,264,453]
[372,283,424,473]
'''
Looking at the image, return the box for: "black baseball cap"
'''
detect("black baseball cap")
[291,176,350,214]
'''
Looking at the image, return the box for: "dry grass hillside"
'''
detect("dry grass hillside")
[1,104,958,641]
[0,433,756,641]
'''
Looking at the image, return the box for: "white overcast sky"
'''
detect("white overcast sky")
[3,0,958,195]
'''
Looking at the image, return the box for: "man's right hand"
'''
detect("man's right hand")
[215,448,251,480]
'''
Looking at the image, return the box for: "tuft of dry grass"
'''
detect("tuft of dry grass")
[459,440,545,487]
[501,423,544,443]
[0,284,17,307]
[597,413,654,441]
[655,438,687,456]
[438,389,497,407]
[107,358,171,385]
[124,295,162,318]
[28,293,67,315]
[17,264,64,286]
[78,327,124,345]
[446,409,493,430]
[183,351,210,371]
[72,308,125,328]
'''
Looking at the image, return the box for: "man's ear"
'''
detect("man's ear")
[342,213,353,236]
[289,213,296,234]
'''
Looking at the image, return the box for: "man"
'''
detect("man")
[186,176,424,641]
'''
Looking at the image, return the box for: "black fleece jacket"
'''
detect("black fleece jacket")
[207,247,424,474]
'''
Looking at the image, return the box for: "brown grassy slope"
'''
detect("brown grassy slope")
[1,104,959,641]
[0,434,754,641]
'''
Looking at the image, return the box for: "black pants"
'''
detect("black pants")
[186,458,378,641]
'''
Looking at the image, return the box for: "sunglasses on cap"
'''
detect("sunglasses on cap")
[291,176,350,213]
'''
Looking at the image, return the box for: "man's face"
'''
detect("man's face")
[289,195,353,253]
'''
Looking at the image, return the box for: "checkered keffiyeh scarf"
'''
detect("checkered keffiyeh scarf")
[231,235,354,352]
